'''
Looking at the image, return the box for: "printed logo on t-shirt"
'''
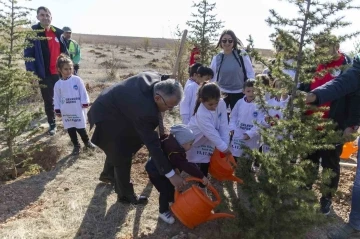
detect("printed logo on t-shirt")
[55,37,59,43]
[73,85,78,90]
[253,111,258,118]
[61,97,66,104]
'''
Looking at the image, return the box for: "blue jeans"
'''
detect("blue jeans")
[349,138,360,230]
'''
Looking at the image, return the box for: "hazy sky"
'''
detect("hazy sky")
[21,0,360,52]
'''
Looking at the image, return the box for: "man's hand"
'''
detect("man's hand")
[305,93,317,104]
[169,174,186,190]
[202,176,210,186]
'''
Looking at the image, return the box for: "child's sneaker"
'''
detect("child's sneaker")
[159,211,175,224]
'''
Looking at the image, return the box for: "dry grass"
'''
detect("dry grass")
[0,39,354,239]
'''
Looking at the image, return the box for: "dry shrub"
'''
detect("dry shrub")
[143,38,150,52]
[85,83,108,93]
[119,73,135,80]
[133,54,144,59]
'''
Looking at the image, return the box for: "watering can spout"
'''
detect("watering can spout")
[207,213,235,222]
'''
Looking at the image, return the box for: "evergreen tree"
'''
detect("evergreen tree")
[0,0,41,177]
[235,0,359,238]
[186,0,224,64]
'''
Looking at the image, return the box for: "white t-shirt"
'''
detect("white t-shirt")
[179,81,199,124]
[54,75,90,129]
[229,97,263,157]
[184,78,195,90]
[186,99,229,163]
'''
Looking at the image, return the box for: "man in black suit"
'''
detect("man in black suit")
[88,71,185,205]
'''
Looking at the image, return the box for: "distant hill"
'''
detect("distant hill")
[72,33,273,57]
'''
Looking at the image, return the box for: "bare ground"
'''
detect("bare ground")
[0,43,356,239]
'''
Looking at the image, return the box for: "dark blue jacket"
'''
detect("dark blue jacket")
[24,23,68,80]
[311,54,360,129]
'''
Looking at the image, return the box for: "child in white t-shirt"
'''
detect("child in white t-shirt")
[229,79,263,160]
[180,66,214,124]
[184,63,202,90]
[54,54,95,155]
[262,79,290,153]
[186,83,230,185]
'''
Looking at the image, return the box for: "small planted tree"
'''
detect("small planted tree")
[235,0,359,238]
[0,0,41,177]
[186,0,224,64]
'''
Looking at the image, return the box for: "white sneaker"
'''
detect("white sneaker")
[159,211,175,224]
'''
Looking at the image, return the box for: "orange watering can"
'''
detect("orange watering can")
[209,148,243,183]
[171,177,235,229]
[340,141,358,160]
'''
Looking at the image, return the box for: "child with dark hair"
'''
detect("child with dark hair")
[54,54,95,155]
[256,73,272,101]
[145,124,208,225]
[185,63,203,89]
[229,79,263,167]
[180,66,214,124]
[186,83,230,185]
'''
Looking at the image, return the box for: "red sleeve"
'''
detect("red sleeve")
[169,153,204,179]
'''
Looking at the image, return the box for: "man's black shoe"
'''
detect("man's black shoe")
[117,194,148,205]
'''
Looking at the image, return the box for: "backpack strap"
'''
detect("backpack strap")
[216,50,249,82]
[232,50,248,81]
[216,53,225,82]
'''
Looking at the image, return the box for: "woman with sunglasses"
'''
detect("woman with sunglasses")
[210,29,255,111]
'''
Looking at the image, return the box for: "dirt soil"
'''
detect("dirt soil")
[0,43,356,239]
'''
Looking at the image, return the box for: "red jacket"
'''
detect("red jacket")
[189,47,200,66]
[307,53,346,119]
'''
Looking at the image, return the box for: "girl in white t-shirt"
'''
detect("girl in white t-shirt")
[180,66,214,124]
[54,54,95,155]
[187,83,230,185]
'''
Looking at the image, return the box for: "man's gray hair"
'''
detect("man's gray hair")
[154,79,183,100]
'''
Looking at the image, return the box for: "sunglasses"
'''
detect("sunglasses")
[221,39,233,44]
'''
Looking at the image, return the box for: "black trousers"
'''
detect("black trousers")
[39,74,59,124]
[99,151,136,198]
[149,175,175,213]
[307,144,343,199]
[92,121,142,198]
[67,128,89,146]
[223,92,245,110]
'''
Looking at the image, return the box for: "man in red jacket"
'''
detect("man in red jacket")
[305,35,352,215]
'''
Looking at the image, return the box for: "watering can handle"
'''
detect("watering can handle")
[174,177,221,205]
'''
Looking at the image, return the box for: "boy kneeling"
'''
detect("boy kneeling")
[145,124,209,224]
